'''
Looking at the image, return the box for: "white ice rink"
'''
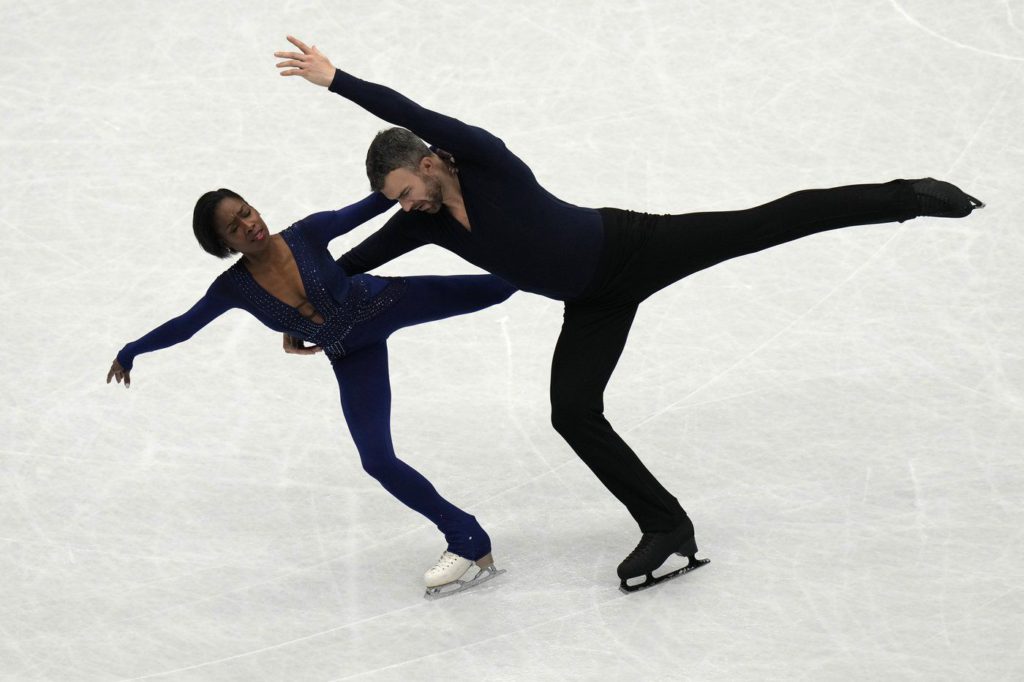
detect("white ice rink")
[2,0,1022,679]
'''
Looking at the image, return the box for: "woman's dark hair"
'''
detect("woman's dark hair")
[193,188,245,258]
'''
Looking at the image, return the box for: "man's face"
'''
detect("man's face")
[213,197,270,254]
[381,166,444,214]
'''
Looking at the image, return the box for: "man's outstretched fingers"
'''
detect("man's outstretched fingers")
[287,35,312,53]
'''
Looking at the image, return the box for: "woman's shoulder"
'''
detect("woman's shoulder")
[277,222,313,249]
[210,262,249,297]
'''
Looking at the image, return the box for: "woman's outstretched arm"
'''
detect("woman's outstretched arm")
[107,284,234,388]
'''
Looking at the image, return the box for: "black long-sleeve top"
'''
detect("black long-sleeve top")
[329,69,604,301]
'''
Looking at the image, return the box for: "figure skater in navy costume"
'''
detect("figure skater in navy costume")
[107,190,515,597]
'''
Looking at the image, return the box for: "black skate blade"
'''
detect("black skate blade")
[618,555,709,594]
[967,194,985,210]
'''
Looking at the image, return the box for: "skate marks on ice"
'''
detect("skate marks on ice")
[887,0,1024,62]
[424,564,507,601]
[619,553,710,595]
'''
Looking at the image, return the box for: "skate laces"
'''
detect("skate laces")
[624,533,657,562]
[433,551,463,570]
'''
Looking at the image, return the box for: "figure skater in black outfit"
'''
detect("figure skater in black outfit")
[273,35,984,592]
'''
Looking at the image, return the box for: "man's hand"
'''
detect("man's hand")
[283,333,322,355]
[106,359,131,389]
[274,35,335,87]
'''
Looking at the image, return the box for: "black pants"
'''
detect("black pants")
[549,180,919,533]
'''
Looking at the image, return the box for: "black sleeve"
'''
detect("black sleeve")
[336,213,424,275]
[328,69,506,163]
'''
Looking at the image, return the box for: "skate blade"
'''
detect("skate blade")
[619,555,710,594]
[968,195,985,210]
[424,565,506,601]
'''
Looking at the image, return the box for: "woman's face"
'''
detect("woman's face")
[213,196,270,255]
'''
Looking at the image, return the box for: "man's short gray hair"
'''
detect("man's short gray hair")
[365,127,432,191]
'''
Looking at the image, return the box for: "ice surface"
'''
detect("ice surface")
[1,0,1022,679]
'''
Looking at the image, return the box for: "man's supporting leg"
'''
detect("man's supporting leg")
[550,299,687,533]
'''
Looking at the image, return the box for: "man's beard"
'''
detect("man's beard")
[423,174,444,212]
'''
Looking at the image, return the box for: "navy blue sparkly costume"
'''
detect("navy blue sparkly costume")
[117,193,515,560]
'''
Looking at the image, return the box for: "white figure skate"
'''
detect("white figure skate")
[424,551,505,600]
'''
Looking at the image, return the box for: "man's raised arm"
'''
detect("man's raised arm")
[273,36,501,160]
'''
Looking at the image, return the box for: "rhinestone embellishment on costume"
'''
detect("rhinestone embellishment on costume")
[228,226,406,361]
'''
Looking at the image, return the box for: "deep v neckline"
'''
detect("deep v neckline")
[239,230,325,327]
[449,201,471,232]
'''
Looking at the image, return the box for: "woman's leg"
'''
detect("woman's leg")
[373,274,515,337]
[333,341,490,560]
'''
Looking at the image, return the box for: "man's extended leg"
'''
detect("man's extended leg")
[603,178,980,300]
[611,180,922,299]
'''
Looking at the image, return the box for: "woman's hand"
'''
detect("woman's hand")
[274,36,335,87]
[106,359,131,388]
[283,333,322,355]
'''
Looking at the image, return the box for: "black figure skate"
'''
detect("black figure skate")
[910,178,985,217]
[617,517,709,594]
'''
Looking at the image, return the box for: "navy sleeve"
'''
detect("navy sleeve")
[328,69,505,162]
[336,212,424,275]
[297,192,397,250]
[116,281,235,372]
